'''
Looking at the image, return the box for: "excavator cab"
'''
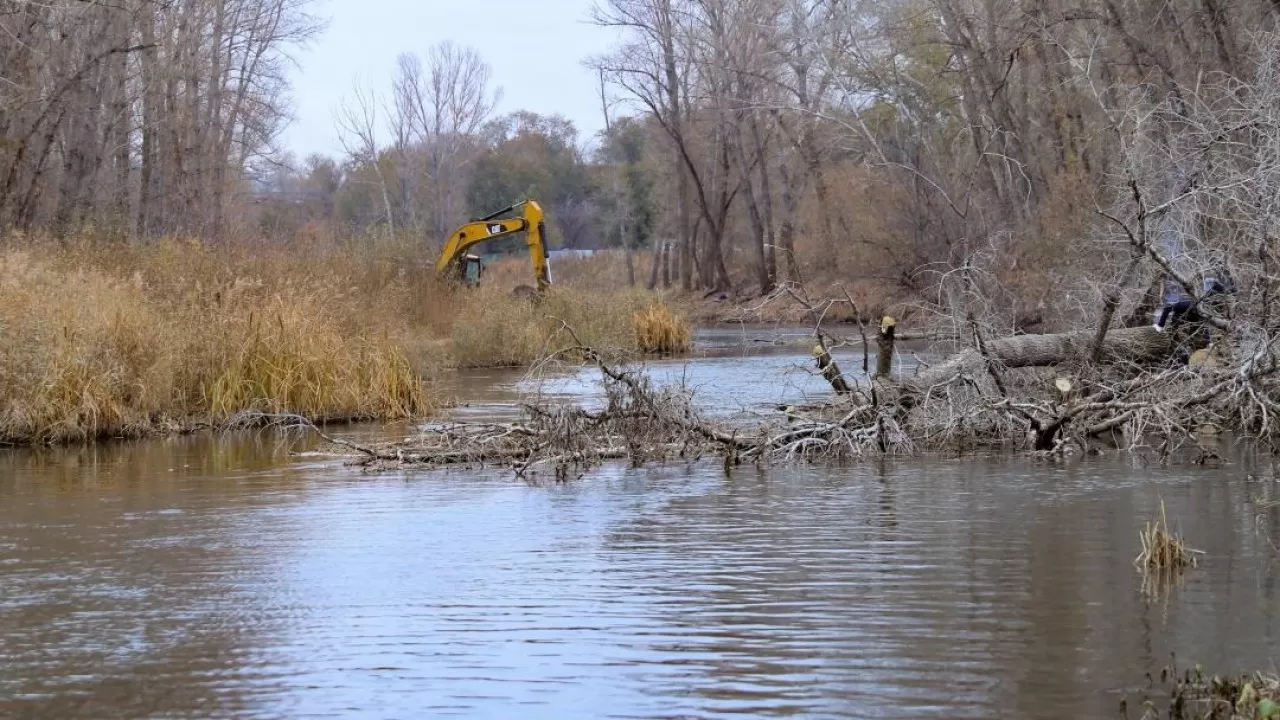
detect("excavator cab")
[460,253,484,285]
[435,200,552,294]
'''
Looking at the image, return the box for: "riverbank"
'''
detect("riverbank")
[0,235,690,445]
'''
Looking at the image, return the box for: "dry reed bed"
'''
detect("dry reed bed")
[447,285,690,368]
[0,244,430,443]
[449,254,691,367]
[0,236,691,444]
[633,303,692,354]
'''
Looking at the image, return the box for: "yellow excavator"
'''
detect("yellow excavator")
[435,199,552,294]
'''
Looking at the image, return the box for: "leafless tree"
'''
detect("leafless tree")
[591,0,704,290]
[336,79,396,239]
[392,42,501,238]
[0,0,323,239]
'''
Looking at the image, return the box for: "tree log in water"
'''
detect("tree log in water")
[902,326,1175,393]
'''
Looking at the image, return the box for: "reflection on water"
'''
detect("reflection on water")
[4,431,1280,719]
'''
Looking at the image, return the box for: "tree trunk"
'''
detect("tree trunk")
[904,326,1175,394]
[377,158,397,241]
[655,0,693,292]
[777,162,802,284]
[1090,249,1144,363]
[743,179,771,294]
[814,344,852,394]
[699,138,732,291]
[876,317,897,379]
[750,115,777,289]
[801,136,837,272]
[110,16,132,233]
[662,240,672,288]
[731,114,774,295]
[138,8,158,236]
[646,235,661,290]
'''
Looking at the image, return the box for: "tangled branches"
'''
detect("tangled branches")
[294,324,917,477]
[267,313,1280,478]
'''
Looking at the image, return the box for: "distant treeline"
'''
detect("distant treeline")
[5,0,1280,310]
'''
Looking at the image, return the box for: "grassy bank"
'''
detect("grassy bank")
[0,236,690,444]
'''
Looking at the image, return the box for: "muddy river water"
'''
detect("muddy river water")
[3,328,1280,719]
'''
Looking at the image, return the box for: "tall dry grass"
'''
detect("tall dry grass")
[448,284,690,367]
[1134,500,1201,571]
[0,236,692,442]
[633,303,692,354]
[447,251,692,368]
[0,235,435,443]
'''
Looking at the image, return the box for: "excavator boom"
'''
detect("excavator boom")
[435,200,552,292]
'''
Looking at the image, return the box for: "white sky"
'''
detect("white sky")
[281,0,621,159]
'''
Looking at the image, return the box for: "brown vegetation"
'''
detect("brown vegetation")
[1134,500,1201,600]
[0,236,432,443]
[632,303,692,354]
[0,236,686,444]
[449,258,691,368]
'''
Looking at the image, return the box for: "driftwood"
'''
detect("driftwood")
[271,335,913,476]
[786,293,1269,454]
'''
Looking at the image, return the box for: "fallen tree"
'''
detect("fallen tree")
[269,303,1280,477]
[902,326,1174,393]
[279,302,1249,476]
[878,324,1200,451]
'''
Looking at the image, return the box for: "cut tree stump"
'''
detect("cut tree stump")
[814,344,852,395]
[876,316,896,379]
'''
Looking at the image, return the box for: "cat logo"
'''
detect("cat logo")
[487,223,505,235]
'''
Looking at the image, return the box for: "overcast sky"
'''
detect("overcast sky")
[281,0,621,159]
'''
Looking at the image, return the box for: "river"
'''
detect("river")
[2,328,1280,719]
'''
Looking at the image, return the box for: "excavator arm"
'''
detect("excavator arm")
[435,200,552,293]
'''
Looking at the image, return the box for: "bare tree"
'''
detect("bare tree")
[336,79,396,239]
[393,42,501,239]
[704,0,783,294]
[592,0,702,290]
[0,0,323,239]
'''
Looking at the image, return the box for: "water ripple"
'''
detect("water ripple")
[1,441,1279,719]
